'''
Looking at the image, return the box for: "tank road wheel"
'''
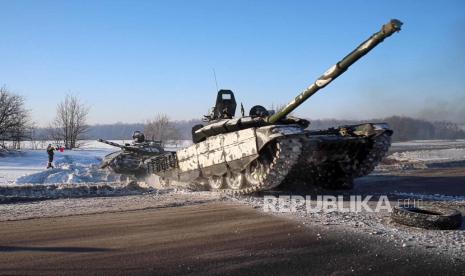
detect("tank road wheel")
[191,177,209,191]
[245,159,266,186]
[159,177,170,187]
[209,175,224,190]
[226,170,244,190]
[218,137,303,196]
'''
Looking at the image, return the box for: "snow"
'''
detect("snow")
[0,138,192,185]
[0,148,115,185]
[0,182,149,203]
[0,151,42,184]
[0,146,144,201]
[393,139,465,147]
[0,191,220,221]
[0,139,191,199]
[388,148,465,162]
[390,139,465,153]
[376,140,465,172]
[1,138,464,193]
[0,138,191,186]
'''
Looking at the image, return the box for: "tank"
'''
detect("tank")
[146,19,403,194]
[99,131,164,177]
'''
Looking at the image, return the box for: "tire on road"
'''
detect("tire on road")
[391,205,462,230]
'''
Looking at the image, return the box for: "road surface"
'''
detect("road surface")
[0,202,463,275]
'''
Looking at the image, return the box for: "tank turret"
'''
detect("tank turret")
[97,132,164,177]
[97,139,163,155]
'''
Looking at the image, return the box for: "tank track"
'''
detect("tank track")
[354,133,391,177]
[285,133,391,190]
[209,136,303,195]
[103,152,147,176]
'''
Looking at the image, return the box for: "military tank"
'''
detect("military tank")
[99,131,164,177]
[146,19,403,194]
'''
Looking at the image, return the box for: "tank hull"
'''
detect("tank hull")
[147,123,392,194]
[98,138,164,178]
[101,151,147,176]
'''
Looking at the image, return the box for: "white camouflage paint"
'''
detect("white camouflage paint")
[177,128,258,173]
[322,64,337,77]
[315,78,332,88]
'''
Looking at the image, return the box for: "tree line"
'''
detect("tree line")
[28,116,465,144]
[67,116,465,142]
[2,86,465,151]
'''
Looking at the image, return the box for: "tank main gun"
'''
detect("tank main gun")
[97,138,162,154]
[267,19,403,124]
[97,139,141,153]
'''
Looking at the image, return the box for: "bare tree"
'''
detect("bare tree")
[51,95,90,149]
[144,114,180,145]
[0,87,31,149]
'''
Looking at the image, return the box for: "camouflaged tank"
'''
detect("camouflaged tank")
[146,19,403,194]
[99,131,164,177]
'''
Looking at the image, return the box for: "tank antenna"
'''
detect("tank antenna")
[212,68,219,91]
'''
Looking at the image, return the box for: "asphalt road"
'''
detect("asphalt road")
[0,202,463,276]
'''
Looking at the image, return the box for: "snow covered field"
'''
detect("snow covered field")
[390,139,465,152]
[1,138,465,195]
[0,139,192,201]
[0,143,145,202]
[377,139,465,172]
[0,139,191,186]
[0,146,114,185]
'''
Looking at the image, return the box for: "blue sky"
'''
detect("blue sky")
[1,0,464,126]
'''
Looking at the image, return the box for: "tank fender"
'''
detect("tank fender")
[350,123,393,137]
[255,125,305,150]
[100,151,122,169]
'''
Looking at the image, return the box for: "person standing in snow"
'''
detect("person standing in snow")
[46,144,55,169]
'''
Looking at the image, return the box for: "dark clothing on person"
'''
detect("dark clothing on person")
[46,145,55,169]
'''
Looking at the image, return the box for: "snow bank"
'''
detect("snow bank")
[377,141,465,172]
[388,148,465,163]
[0,151,45,185]
[0,182,150,203]
[15,160,123,185]
[0,148,117,185]
[0,147,151,201]
[393,139,465,147]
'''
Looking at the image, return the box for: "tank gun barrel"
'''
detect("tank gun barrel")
[267,19,403,124]
[97,138,144,153]
[97,139,125,149]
